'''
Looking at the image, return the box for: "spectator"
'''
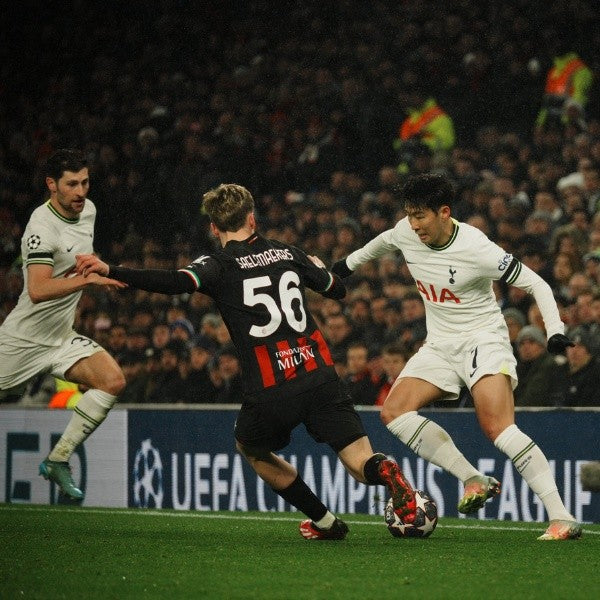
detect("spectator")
[562,327,600,406]
[213,344,243,404]
[514,325,566,406]
[151,321,171,352]
[535,47,593,132]
[375,343,411,407]
[146,339,189,404]
[394,87,455,172]
[118,350,150,404]
[106,323,128,363]
[184,336,218,403]
[169,318,195,343]
[502,307,527,352]
[323,312,356,371]
[399,291,427,351]
[342,341,382,406]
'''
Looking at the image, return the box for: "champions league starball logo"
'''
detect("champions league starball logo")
[27,234,41,250]
[133,438,164,508]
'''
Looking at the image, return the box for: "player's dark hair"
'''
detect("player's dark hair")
[202,183,255,232]
[397,173,455,212]
[45,149,88,182]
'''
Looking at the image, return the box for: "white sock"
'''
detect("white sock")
[48,389,117,462]
[387,412,481,482]
[494,424,574,522]
[314,511,336,529]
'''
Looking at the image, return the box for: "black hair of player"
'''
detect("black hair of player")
[45,149,88,182]
[397,173,455,212]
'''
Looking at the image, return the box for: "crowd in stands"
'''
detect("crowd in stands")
[2,0,600,406]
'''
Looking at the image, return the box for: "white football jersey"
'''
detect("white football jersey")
[0,199,96,346]
[346,217,564,341]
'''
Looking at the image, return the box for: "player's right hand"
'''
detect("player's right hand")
[547,333,575,354]
[84,272,127,290]
[76,254,109,277]
[330,259,353,279]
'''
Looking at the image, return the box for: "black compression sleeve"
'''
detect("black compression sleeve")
[109,266,196,295]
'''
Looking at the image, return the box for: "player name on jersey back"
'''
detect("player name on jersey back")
[235,248,294,269]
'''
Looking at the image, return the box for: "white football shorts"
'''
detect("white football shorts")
[394,330,518,401]
[0,331,105,392]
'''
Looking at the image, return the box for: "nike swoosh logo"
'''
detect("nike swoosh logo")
[469,347,478,377]
[66,246,74,252]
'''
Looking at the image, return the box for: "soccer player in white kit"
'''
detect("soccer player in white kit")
[0,149,126,501]
[332,173,582,540]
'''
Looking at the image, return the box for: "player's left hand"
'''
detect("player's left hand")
[547,333,575,354]
[308,255,327,269]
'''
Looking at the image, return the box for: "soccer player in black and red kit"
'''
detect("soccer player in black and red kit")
[76,183,416,539]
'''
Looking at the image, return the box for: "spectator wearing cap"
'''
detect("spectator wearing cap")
[170,318,195,342]
[200,313,223,346]
[184,336,219,403]
[213,344,243,404]
[557,172,587,219]
[514,325,566,406]
[562,327,600,406]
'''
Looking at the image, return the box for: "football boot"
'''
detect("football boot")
[538,520,582,541]
[299,518,349,540]
[39,459,84,501]
[458,475,500,514]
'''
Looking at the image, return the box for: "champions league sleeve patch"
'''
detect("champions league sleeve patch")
[26,234,42,250]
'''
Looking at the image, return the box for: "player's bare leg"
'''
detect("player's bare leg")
[236,441,348,540]
[472,374,580,539]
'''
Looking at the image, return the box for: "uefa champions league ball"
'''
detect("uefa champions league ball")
[384,490,438,538]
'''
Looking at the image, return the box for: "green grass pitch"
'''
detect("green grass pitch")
[1,504,599,599]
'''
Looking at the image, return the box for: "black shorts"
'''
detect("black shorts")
[234,379,367,453]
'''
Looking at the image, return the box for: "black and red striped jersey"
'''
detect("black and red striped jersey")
[179,234,344,398]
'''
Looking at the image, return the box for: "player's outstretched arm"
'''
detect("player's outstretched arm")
[27,263,125,303]
[77,257,197,295]
[332,228,398,278]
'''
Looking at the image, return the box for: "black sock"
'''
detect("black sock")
[274,475,328,522]
[363,453,388,485]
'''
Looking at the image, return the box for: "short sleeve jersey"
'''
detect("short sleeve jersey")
[0,200,95,346]
[180,234,338,398]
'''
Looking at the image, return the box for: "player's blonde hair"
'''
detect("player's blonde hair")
[202,184,255,232]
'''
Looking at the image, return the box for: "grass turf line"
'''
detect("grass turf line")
[1,504,598,600]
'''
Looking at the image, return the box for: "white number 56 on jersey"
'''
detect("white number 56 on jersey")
[243,272,307,337]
